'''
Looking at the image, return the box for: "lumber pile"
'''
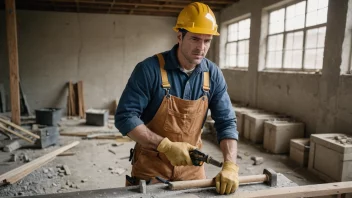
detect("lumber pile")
[0,141,79,185]
[67,81,85,118]
[0,117,40,144]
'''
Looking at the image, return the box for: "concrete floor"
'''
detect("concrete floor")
[0,118,322,197]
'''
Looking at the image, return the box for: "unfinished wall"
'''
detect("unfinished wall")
[219,0,352,136]
[0,10,176,113]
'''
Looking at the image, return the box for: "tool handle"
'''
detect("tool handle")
[168,174,268,190]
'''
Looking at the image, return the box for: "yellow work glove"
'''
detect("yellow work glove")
[215,161,239,195]
[157,137,196,166]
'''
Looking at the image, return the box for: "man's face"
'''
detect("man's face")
[178,32,213,65]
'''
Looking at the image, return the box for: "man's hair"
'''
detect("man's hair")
[179,28,188,39]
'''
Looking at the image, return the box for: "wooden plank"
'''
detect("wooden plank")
[0,123,34,143]
[77,82,83,118]
[6,157,55,184]
[0,117,40,139]
[233,181,352,198]
[79,81,85,118]
[0,141,79,184]
[5,0,21,125]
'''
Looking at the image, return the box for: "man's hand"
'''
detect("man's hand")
[215,161,239,194]
[157,137,196,166]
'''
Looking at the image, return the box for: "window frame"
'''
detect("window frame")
[264,0,328,71]
[224,17,251,69]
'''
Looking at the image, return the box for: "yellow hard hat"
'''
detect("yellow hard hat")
[173,2,220,36]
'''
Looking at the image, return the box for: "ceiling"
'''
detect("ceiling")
[3,0,239,17]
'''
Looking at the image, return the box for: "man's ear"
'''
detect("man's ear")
[177,32,182,43]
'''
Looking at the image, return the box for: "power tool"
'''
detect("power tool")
[189,149,223,167]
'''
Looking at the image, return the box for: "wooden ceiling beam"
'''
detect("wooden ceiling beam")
[37,0,223,9]
[151,0,237,5]
[18,2,180,13]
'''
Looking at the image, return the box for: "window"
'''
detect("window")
[266,0,328,70]
[225,18,251,68]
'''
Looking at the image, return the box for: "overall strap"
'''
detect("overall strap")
[203,72,210,92]
[156,54,171,89]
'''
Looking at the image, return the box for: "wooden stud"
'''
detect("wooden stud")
[5,0,20,125]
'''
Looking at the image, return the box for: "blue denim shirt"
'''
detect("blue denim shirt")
[115,44,238,142]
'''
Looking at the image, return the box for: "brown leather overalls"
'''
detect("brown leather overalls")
[129,53,210,184]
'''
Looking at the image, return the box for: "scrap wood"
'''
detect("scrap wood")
[58,151,75,156]
[60,131,101,137]
[0,118,40,139]
[0,141,79,185]
[6,157,55,184]
[0,123,34,144]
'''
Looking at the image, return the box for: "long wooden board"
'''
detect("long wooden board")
[0,141,79,184]
[233,181,352,198]
[5,0,20,125]
[0,117,40,139]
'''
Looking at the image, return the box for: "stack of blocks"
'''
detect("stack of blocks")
[308,133,352,182]
[263,120,305,154]
[243,112,284,143]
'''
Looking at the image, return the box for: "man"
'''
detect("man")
[115,2,239,195]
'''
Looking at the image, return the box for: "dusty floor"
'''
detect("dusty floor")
[0,117,322,197]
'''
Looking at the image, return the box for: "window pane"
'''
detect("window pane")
[306,0,328,26]
[284,50,293,68]
[307,0,318,12]
[286,1,306,31]
[306,28,318,49]
[284,31,303,69]
[228,23,238,42]
[292,50,303,68]
[318,0,328,9]
[238,19,251,39]
[315,48,324,69]
[226,42,237,66]
[317,7,328,24]
[269,8,285,34]
[317,27,326,47]
[293,31,304,50]
[304,49,317,69]
[238,55,245,67]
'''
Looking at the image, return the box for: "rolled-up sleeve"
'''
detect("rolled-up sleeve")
[115,62,152,136]
[209,68,238,143]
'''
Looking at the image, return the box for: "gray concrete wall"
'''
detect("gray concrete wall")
[219,0,352,136]
[0,10,176,113]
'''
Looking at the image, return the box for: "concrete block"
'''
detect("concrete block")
[308,133,352,182]
[263,121,305,154]
[86,109,109,126]
[290,138,310,167]
[234,107,261,137]
[35,108,63,126]
[243,112,283,143]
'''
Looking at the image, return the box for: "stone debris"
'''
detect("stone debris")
[9,154,17,162]
[108,167,113,170]
[333,135,352,145]
[63,165,71,175]
[250,156,264,165]
[111,167,127,175]
[43,168,49,174]
[81,179,88,183]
